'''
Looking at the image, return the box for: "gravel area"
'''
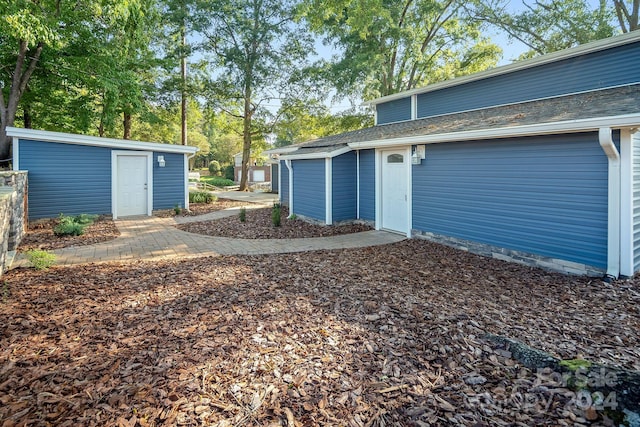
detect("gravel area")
[178,205,373,238]
[1,239,639,426]
[18,216,119,252]
[154,199,250,218]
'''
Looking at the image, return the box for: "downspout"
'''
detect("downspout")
[599,127,620,280]
[284,159,293,217]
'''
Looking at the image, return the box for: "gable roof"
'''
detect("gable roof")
[7,127,198,154]
[364,30,640,107]
[267,85,640,159]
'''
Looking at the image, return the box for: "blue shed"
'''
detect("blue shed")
[8,128,198,220]
[265,31,640,278]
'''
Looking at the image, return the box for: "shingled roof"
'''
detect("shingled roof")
[272,84,640,157]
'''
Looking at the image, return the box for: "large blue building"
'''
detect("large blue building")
[266,31,640,278]
[9,128,198,220]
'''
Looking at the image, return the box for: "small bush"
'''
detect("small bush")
[272,203,281,227]
[201,176,236,187]
[239,207,246,222]
[224,165,235,181]
[208,160,221,175]
[189,191,215,204]
[174,204,182,215]
[54,214,96,236]
[26,250,56,270]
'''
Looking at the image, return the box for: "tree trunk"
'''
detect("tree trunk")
[123,112,132,140]
[23,106,32,129]
[239,78,253,192]
[181,23,188,146]
[0,40,43,165]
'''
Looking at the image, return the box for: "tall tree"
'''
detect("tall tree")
[303,0,501,100]
[469,0,616,57]
[196,0,313,191]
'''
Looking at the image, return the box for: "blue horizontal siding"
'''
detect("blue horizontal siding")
[359,149,375,221]
[412,132,611,269]
[417,41,640,118]
[332,152,357,222]
[19,139,112,219]
[272,163,279,192]
[377,97,412,125]
[292,159,325,221]
[280,160,289,205]
[153,152,185,210]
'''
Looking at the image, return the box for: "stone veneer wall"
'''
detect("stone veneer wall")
[0,171,28,277]
[412,229,605,277]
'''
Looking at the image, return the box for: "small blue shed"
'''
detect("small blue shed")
[265,31,640,278]
[8,128,198,220]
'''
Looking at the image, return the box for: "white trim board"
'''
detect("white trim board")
[348,113,640,150]
[280,146,351,160]
[363,31,640,106]
[111,150,154,219]
[7,127,197,154]
[325,158,332,225]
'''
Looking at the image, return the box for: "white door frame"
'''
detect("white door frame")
[111,150,153,219]
[375,146,412,237]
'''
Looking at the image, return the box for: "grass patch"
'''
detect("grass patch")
[189,191,217,204]
[25,250,56,270]
[201,176,235,187]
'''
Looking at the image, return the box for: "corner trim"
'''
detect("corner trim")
[620,129,634,276]
[325,157,332,225]
[12,137,19,170]
[599,127,620,279]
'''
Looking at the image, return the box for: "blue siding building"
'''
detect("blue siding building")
[9,128,197,220]
[266,32,640,278]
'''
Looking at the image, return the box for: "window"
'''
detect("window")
[387,154,404,163]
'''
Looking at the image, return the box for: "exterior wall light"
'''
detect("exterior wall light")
[158,155,166,167]
[412,145,426,164]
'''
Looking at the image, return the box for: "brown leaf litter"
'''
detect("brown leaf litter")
[1,240,639,426]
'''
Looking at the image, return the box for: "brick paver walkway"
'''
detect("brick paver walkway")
[18,206,405,266]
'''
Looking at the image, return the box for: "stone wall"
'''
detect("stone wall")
[0,171,28,277]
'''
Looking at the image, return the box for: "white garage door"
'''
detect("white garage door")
[253,169,265,182]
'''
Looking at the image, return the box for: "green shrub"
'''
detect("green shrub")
[201,176,236,187]
[224,164,235,181]
[26,250,56,270]
[239,207,246,222]
[189,191,216,204]
[272,203,281,227]
[174,204,182,215]
[54,214,96,236]
[208,160,221,175]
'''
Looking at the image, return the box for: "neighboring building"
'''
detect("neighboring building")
[233,152,272,185]
[8,127,197,219]
[265,31,640,278]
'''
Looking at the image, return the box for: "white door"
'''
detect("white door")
[381,150,408,233]
[253,169,265,182]
[117,155,148,217]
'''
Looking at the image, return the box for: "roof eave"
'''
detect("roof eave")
[347,113,640,149]
[263,146,299,155]
[280,146,352,160]
[363,31,640,107]
[6,127,199,154]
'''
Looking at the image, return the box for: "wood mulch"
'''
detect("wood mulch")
[1,240,639,426]
[177,206,373,239]
[154,199,249,218]
[18,216,120,252]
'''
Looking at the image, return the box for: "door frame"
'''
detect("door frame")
[111,150,153,219]
[375,146,412,237]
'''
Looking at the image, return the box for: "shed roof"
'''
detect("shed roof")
[269,85,640,158]
[7,127,198,154]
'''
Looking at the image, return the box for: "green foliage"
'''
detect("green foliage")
[208,160,221,175]
[289,213,297,220]
[201,176,236,187]
[224,165,235,181]
[271,203,281,227]
[53,214,96,236]
[174,204,182,215]
[26,250,56,270]
[301,0,501,99]
[470,0,617,57]
[239,207,246,222]
[189,191,216,204]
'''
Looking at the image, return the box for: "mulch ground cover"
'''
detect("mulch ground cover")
[18,216,120,252]
[154,199,249,218]
[1,239,639,426]
[177,206,373,239]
